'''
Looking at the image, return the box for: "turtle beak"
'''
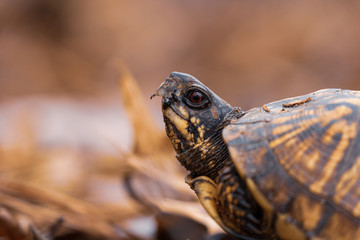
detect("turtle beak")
[150,72,189,100]
[150,87,167,99]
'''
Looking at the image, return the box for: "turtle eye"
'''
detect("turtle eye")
[189,91,203,104]
[184,89,210,109]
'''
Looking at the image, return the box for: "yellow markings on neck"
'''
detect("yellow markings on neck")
[189,117,205,144]
[197,125,205,142]
[164,108,193,143]
[164,108,207,146]
[310,121,357,195]
[178,106,190,119]
[190,117,201,125]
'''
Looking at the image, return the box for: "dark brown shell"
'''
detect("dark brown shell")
[223,89,360,239]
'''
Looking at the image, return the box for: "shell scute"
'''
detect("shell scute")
[223,88,360,237]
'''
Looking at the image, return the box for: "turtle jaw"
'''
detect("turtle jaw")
[161,91,205,154]
[162,107,192,154]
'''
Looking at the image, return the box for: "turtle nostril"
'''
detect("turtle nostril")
[162,97,172,109]
[171,92,179,101]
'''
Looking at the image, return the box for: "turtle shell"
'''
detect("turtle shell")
[223,89,360,239]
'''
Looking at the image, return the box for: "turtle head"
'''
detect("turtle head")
[152,72,232,153]
[152,72,241,179]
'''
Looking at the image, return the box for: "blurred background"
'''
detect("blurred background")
[1,1,360,239]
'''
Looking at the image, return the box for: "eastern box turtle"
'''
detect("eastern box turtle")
[152,72,360,240]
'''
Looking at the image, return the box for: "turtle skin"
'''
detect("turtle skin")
[152,72,360,240]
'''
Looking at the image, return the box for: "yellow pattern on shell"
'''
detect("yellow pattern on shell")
[310,121,357,195]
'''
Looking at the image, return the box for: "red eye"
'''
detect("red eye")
[189,91,203,104]
[185,89,210,109]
